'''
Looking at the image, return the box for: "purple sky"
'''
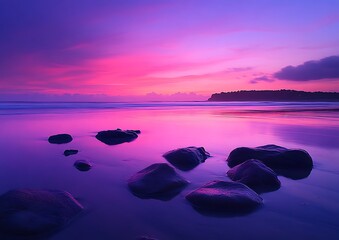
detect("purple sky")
[1,0,339,101]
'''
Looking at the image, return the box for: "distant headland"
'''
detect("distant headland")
[208,90,339,102]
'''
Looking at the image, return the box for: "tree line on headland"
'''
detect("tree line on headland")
[208,90,339,102]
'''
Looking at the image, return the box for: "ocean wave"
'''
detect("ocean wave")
[1,101,339,115]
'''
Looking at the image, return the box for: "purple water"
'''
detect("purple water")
[0,101,338,239]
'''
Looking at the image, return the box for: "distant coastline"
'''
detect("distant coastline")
[208,90,339,102]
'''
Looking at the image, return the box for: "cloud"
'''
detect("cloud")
[0,92,207,102]
[228,67,252,72]
[250,75,274,84]
[274,56,339,81]
[144,92,207,101]
[2,1,339,96]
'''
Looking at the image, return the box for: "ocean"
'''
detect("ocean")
[0,101,339,240]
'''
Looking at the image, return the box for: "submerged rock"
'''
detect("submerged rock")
[227,159,281,193]
[163,146,210,171]
[96,129,140,145]
[137,236,158,240]
[0,189,83,236]
[64,149,78,156]
[48,134,73,144]
[128,163,189,200]
[227,144,313,179]
[186,180,262,214]
[74,160,92,171]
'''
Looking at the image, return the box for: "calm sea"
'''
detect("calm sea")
[0,101,338,240]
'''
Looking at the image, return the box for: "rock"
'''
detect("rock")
[48,134,73,144]
[96,129,140,145]
[131,129,141,134]
[185,181,262,214]
[74,160,92,171]
[128,163,189,200]
[64,149,78,156]
[137,236,158,240]
[227,144,313,179]
[0,189,83,236]
[227,159,281,193]
[163,146,210,171]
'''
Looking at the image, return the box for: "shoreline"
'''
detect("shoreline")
[0,104,338,239]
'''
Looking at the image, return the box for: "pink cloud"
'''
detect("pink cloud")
[2,0,339,100]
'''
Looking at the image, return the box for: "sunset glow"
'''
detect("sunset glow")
[1,0,339,101]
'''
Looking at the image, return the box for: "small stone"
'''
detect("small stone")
[74,160,92,171]
[48,134,73,144]
[136,236,158,240]
[64,149,78,156]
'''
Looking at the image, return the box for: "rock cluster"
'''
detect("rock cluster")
[129,144,313,217]
[227,144,313,179]
[11,130,313,240]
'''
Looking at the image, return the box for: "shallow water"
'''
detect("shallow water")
[0,102,339,240]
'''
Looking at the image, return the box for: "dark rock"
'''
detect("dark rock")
[63,149,78,156]
[48,134,72,144]
[131,130,141,134]
[137,236,158,240]
[128,163,189,200]
[185,180,262,214]
[0,189,83,236]
[163,146,210,171]
[227,159,281,193]
[96,129,140,145]
[74,160,92,171]
[227,144,313,179]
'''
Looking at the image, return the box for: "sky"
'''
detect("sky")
[1,0,339,101]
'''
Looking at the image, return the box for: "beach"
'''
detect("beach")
[1,101,339,240]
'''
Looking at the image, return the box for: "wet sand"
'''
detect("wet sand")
[0,102,338,240]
